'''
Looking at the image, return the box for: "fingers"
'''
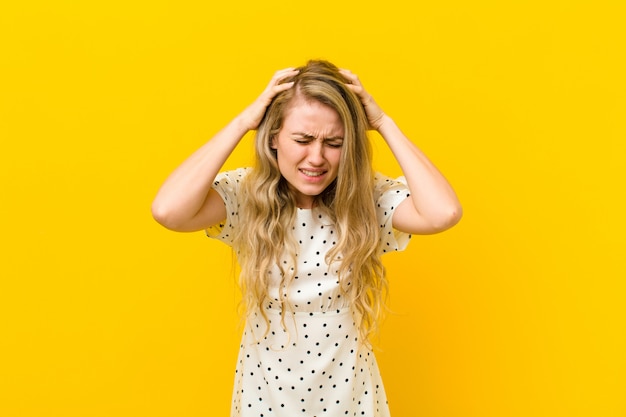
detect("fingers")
[269,68,299,89]
[240,68,299,131]
[272,67,299,81]
[255,68,299,103]
[339,68,366,97]
[339,69,386,130]
[339,68,359,85]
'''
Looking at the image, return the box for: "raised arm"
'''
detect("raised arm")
[341,69,462,235]
[151,68,299,232]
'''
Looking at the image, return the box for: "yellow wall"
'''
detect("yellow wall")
[1,1,624,416]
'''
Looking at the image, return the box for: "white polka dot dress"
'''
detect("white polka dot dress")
[207,168,412,417]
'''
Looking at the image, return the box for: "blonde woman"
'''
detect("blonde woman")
[152,60,462,417]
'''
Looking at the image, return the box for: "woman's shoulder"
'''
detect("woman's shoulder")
[214,167,251,184]
[373,172,409,196]
[211,167,253,202]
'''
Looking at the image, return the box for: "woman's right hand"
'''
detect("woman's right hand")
[152,68,298,232]
[238,67,299,131]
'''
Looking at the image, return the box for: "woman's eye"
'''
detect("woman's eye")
[327,142,343,148]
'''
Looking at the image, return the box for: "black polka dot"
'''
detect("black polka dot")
[212,169,409,416]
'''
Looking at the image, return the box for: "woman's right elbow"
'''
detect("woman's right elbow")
[151,201,180,230]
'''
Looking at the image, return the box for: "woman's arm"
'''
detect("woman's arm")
[151,68,299,232]
[341,69,462,235]
[375,115,462,234]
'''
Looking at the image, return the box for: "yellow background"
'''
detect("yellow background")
[1,1,625,416]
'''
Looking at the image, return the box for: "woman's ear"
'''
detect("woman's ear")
[270,135,277,150]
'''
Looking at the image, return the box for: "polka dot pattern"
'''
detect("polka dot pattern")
[233,309,389,417]
[208,168,411,417]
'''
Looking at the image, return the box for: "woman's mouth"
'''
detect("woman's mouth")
[300,169,326,177]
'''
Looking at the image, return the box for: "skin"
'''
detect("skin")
[152,66,462,234]
[339,68,462,234]
[271,97,344,209]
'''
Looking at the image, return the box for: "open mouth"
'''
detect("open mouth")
[300,169,326,177]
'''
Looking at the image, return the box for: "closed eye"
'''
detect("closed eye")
[291,134,343,148]
[292,134,315,144]
[326,141,343,148]
[324,137,344,148]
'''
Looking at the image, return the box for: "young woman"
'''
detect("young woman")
[152,60,462,417]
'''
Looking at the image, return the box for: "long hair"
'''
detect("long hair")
[233,60,387,343]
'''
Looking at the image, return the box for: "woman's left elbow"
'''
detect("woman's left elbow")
[434,205,463,232]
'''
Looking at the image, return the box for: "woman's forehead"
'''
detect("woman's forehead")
[282,99,344,136]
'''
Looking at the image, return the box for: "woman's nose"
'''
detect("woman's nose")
[307,141,325,165]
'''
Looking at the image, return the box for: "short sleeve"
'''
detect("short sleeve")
[205,167,250,246]
[374,173,412,254]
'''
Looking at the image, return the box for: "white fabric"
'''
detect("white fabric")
[208,168,411,417]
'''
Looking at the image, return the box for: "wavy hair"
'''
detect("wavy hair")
[233,60,387,344]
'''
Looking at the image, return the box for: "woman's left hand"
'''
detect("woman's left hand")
[340,69,386,130]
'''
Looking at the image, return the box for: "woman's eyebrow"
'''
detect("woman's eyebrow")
[291,132,344,140]
[291,132,317,139]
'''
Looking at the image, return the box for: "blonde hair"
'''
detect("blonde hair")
[233,60,387,343]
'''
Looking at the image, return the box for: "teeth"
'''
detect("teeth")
[301,169,324,177]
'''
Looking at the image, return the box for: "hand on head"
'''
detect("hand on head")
[240,67,300,131]
[241,63,386,133]
[339,68,386,131]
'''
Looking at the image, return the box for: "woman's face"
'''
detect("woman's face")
[271,97,344,208]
